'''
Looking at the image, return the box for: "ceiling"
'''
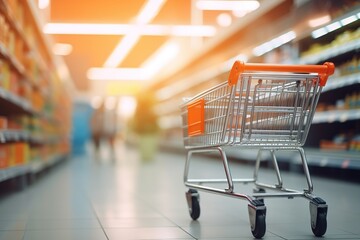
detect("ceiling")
[44,0,274,97]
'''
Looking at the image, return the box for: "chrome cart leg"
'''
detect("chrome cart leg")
[254,148,283,190]
[270,149,283,188]
[218,147,234,193]
[184,147,234,193]
[297,147,313,194]
[253,148,262,182]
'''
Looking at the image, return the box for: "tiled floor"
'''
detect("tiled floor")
[0,142,359,240]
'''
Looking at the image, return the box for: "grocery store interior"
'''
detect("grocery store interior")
[0,0,360,239]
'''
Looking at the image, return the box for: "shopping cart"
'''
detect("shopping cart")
[180,61,335,238]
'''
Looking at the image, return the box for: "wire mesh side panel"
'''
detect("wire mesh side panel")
[231,73,322,147]
[181,82,235,148]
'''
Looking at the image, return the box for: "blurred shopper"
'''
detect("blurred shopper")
[103,99,118,155]
[90,100,105,153]
[90,98,118,156]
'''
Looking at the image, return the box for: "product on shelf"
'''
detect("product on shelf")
[301,27,360,57]
[0,116,7,129]
[0,144,9,169]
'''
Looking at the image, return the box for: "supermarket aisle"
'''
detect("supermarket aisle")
[0,142,359,240]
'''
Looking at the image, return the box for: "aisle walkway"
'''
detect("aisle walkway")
[0,142,359,240]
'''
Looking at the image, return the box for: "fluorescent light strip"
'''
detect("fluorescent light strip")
[253,31,296,56]
[105,0,166,68]
[44,23,131,35]
[104,33,140,68]
[142,41,180,75]
[89,40,181,81]
[308,15,331,28]
[38,0,50,9]
[52,43,73,56]
[136,0,165,23]
[196,0,259,11]
[44,23,216,36]
[312,12,360,39]
[340,15,357,26]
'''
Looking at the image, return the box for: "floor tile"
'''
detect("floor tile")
[23,229,108,240]
[0,144,359,240]
[100,217,176,228]
[105,226,194,239]
[0,230,24,240]
[26,219,101,230]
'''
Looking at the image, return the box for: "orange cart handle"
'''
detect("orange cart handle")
[228,61,335,87]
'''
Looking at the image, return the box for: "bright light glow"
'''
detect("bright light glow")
[136,0,165,23]
[105,0,165,68]
[118,96,137,118]
[44,23,131,35]
[52,43,73,56]
[91,96,103,109]
[308,15,331,28]
[217,13,232,27]
[253,31,296,56]
[311,27,328,38]
[312,13,360,39]
[105,96,118,110]
[43,23,216,37]
[87,68,148,81]
[196,0,259,11]
[38,0,50,9]
[142,41,180,75]
[169,25,216,36]
[340,15,357,26]
[326,21,341,32]
[88,41,180,81]
[104,33,140,68]
[232,10,250,18]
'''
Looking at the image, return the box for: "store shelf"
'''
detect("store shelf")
[0,88,32,114]
[299,38,360,64]
[293,148,360,170]
[0,130,29,143]
[313,109,360,124]
[0,154,66,183]
[0,165,28,182]
[30,154,65,174]
[323,72,360,92]
[0,0,72,187]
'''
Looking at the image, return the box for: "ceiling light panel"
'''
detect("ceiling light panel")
[196,0,259,11]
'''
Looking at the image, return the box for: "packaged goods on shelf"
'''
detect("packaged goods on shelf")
[0,60,10,90]
[0,116,7,129]
[0,145,9,169]
[344,91,360,109]
[349,134,360,152]
[301,27,360,58]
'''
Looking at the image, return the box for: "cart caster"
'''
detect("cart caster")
[186,189,200,220]
[248,200,266,239]
[310,197,327,237]
[253,188,266,203]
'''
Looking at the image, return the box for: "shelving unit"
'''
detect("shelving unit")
[0,0,72,187]
[151,1,360,174]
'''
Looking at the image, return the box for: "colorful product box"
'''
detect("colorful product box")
[0,145,9,169]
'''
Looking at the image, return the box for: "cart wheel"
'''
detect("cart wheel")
[311,211,327,237]
[248,200,266,239]
[186,189,200,220]
[251,212,266,239]
[310,197,327,237]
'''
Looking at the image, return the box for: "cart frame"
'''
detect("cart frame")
[180,61,334,238]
